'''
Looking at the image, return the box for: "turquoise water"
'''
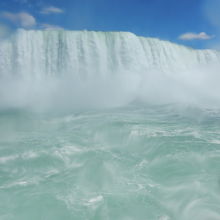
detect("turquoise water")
[1,105,220,220]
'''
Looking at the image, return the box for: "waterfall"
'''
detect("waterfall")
[0,30,220,110]
[0,29,220,78]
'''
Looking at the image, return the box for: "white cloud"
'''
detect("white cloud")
[40,23,63,30]
[179,32,215,41]
[1,12,36,28]
[40,6,64,15]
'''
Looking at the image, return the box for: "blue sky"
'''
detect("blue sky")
[0,0,219,49]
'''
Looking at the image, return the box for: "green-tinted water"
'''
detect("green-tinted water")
[1,105,220,220]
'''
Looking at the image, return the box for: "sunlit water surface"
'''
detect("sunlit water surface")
[1,105,220,220]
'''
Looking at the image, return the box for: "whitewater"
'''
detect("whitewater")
[0,30,220,220]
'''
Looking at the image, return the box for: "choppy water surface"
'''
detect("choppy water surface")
[1,105,220,220]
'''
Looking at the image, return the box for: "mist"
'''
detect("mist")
[0,72,140,112]
[1,64,220,112]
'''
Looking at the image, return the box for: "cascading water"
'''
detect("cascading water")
[1,30,220,77]
[0,30,220,110]
[0,30,220,220]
